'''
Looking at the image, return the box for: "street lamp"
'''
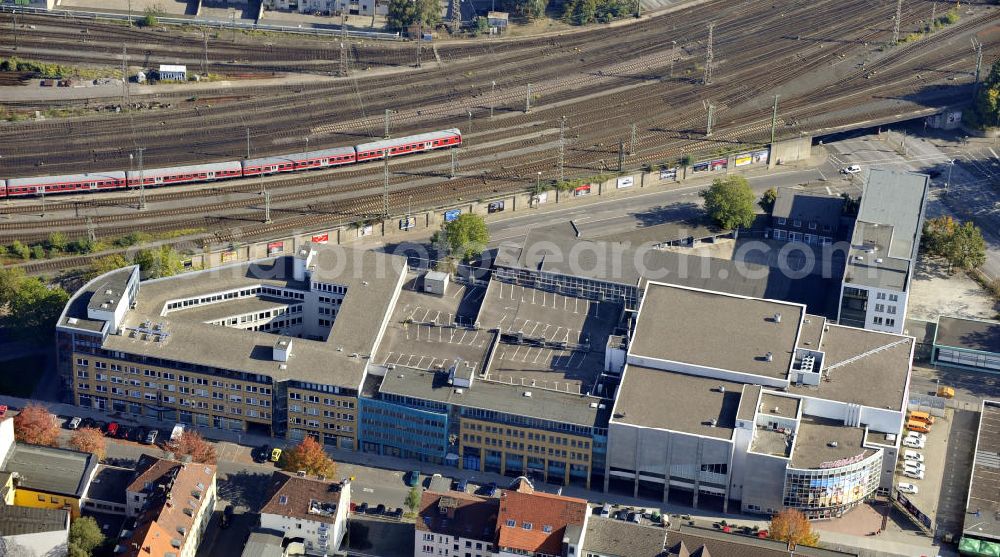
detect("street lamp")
[536,171,541,192]
[945,159,955,193]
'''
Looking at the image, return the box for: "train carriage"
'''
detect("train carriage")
[126,161,243,188]
[0,180,5,198]
[5,171,127,197]
[242,146,356,176]
[355,128,462,162]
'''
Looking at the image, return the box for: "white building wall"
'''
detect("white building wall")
[184,476,217,557]
[415,531,492,557]
[0,418,14,467]
[624,355,788,389]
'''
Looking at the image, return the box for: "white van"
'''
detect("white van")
[903,450,924,463]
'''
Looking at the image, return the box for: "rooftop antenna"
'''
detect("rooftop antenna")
[339,13,349,77]
[629,123,638,156]
[558,116,567,182]
[669,40,677,78]
[703,22,714,85]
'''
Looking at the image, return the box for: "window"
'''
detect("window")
[808,222,817,230]
[522,522,532,530]
[793,219,802,227]
[506,519,515,527]
[889,294,898,302]
[886,318,896,327]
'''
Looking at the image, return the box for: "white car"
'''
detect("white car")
[842,164,862,174]
[903,450,924,463]
[903,437,926,449]
[906,431,927,441]
[897,482,919,495]
[904,469,925,480]
[904,464,926,476]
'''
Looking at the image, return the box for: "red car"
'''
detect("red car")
[0,405,7,419]
[105,422,119,437]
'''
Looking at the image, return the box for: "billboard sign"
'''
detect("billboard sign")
[692,161,710,173]
[444,209,461,222]
[358,224,373,237]
[735,154,753,166]
[487,201,505,213]
[267,241,284,255]
[221,250,237,263]
[574,185,591,197]
[535,192,548,204]
[616,176,634,189]
[659,167,677,180]
[400,216,416,230]
[710,158,728,171]
[311,233,329,244]
[753,149,770,164]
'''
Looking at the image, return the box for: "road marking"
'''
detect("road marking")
[825,186,832,195]
[989,148,999,161]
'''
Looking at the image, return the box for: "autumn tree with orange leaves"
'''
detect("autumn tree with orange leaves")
[166,430,217,464]
[13,403,60,447]
[280,436,337,478]
[69,427,107,460]
[769,509,819,548]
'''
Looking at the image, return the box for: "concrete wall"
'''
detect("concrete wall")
[769,137,812,168]
[740,452,788,514]
[0,418,13,468]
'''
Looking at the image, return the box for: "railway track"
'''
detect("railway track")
[0,0,995,275]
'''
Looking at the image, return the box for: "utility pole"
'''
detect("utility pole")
[931,2,936,23]
[490,80,496,119]
[202,29,208,76]
[121,44,130,109]
[558,116,566,182]
[246,128,251,159]
[263,190,272,224]
[39,186,45,217]
[525,83,532,113]
[12,12,17,51]
[340,13,349,77]
[617,140,624,172]
[704,22,714,85]
[770,94,779,146]
[86,217,97,243]
[634,0,640,18]
[451,0,460,33]
[892,0,903,44]
[384,109,393,139]
[231,9,237,44]
[973,38,983,86]
[629,123,637,156]
[416,23,422,68]
[467,110,472,135]
[669,40,677,78]
[450,148,457,179]
[128,0,132,26]
[706,103,715,137]
[383,155,390,219]
[137,147,146,211]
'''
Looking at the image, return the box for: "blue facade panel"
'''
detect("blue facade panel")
[359,397,449,464]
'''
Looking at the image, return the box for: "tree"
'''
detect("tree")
[441,213,489,261]
[699,175,757,230]
[839,192,860,216]
[971,57,1000,129]
[758,187,777,213]
[769,509,819,547]
[68,516,104,557]
[87,254,131,281]
[135,246,183,279]
[70,427,107,461]
[386,0,440,31]
[500,0,547,19]
[473,16,489,36]
[280,436,337,478]
[9,240,30,259]
[166,430,217,464]
[46,232,68,252]
[405,486,422,514]
[922,216,987,273]
[6,275,69,341]
[139,6,161,27]
[922,215,957,258]
[13,403,60,447]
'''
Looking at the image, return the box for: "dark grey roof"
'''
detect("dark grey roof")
[666,525,857,557]
[935,316,1000,354]
[772,189,844,231]
[965,401,1000,540]
[241,529,286,557]
[87,465,134,504]
[582,516,667,557]
[3,443,96,498]
[0,505,68,537]
[378,368,603,428]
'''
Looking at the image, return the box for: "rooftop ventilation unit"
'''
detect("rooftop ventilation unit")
[765,352,774,362]
[773,406,780,414]
[773,313,782,323]
[717,385,726,393]
[523,391,532,397]
[709,419,717,427]
[828,441,839,448]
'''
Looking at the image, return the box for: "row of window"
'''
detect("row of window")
[872,316,897,328]
[776,217,833,232]
[461,421,591,447]
[313,281,348,295]
[165,285,306,311]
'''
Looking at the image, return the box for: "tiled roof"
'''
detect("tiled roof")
[582,516,667,557]
[259,471,345,524]
[416,490,499,542]
[121,456,216,557]
[0,505,69,536]
[496,489,587,555]
[665,527,857,557]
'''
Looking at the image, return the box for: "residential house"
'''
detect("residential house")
[259,471,351,556]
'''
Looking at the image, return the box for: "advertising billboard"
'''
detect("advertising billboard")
[617,176,634,189]
[487,201,505,213]
[311,233,329,244]
[358,224,373,237]
[659,167,678,180]
[267,241,284,255]
[400,216,416,230]
[444,209,462,222]
[735,154,753,166]
[574,185,591,197]
[221,250,237,263]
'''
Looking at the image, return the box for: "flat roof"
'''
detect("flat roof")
[790,416,872,469]
[856,169,929,260]
[613,365,744,440]
[798,314,826,350]
[936,316,1000,354]
[87,465,132,504]
[171,295,294,324]
[737,385,762,422]
[630,283,803,381]
[760,392,800,418]
[3,444,96,497]
[965,400,1000,540]
[789,324,912,411]
[751,427,792,458]
[0,505,67,536]
[60,266,135,334]
[378,368,603,428]
[772,188,844,231]
[101,246,406,389]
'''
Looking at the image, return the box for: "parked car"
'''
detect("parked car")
[374,504,386,515]
[937,385,955,399]
[628,512,641,524]
[221,505,235,528]
[598,504,611,518]
[906,431,927,441]
[903,450,924,463]
[116,425,132,440]
[387,507,403,519]
[904,462,926,473]
[897,483,919,495]
[253,445,270,463]
[614,509,629,521]
[270,448,282,463]
[904,469,925,480]
[842,164,862,174]
[356,502,368,514]
[455,479,468,493]
[407,470,421,487]
[80,417,95,429]
[144,429,158,445]
[105,422,119,437]
[133,427,149,442]
[67,417,82,430]
[903,437,926,449]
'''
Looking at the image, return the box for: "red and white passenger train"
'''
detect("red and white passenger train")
[0,128,462,198]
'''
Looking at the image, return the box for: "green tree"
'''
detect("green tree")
[758,187,777,213]
[29,245,46,259]
[6,275,69,341]
[9,241,29,259]
[46,232,68,252]
[139,6,161,27]
[386,0,440,31]
[68,516,104,557]
[405,486,422,514]
[87,254,131,281]
[699,175,756,229]
[440,213,489,261]
[840,192,861,216]
[969,57,1000,130]
[500,0,547,19]
[473,16,489,35]
[949,221,987,272]
[922,215,957,257]
[135,246,183,279]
